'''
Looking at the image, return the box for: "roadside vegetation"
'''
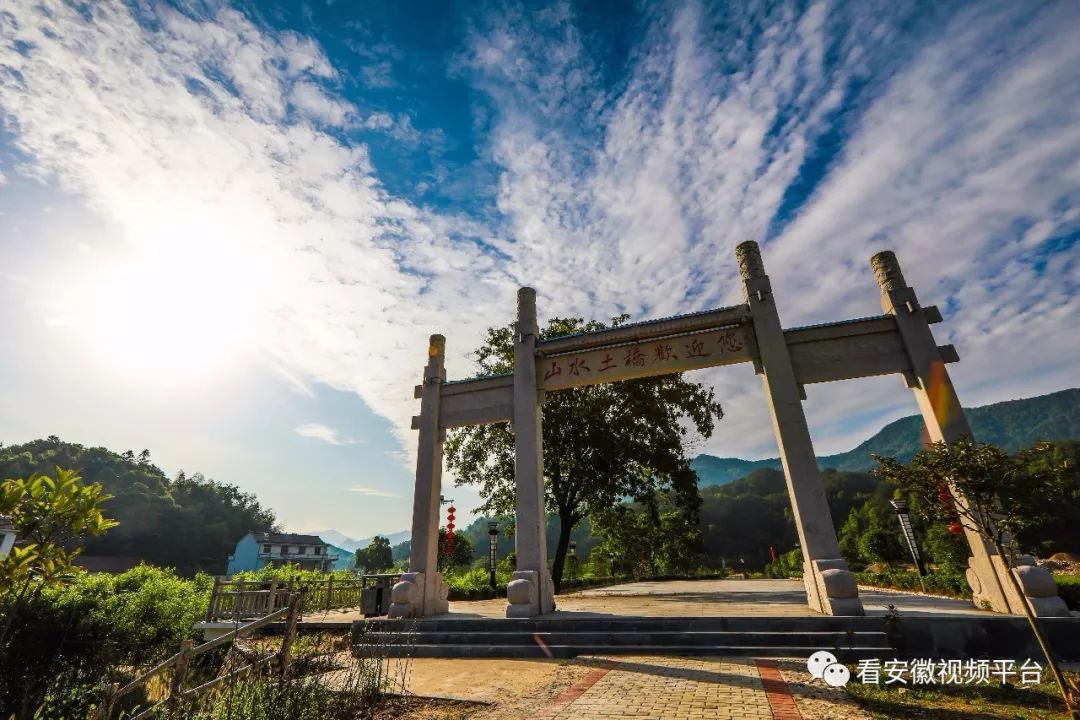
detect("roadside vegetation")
[846,672,1080,720]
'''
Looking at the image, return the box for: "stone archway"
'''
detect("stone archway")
[386,241,1069,619]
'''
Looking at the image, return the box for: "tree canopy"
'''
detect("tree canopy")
[0,438,277,575]
[355,536,393,572]
[445,315,724,589]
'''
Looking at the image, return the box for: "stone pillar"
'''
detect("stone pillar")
[388,335,450,618]
[871,251,1070,617]
[506,287,555,618]
[737,241,864,616]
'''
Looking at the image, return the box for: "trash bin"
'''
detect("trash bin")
[361,587,381,617]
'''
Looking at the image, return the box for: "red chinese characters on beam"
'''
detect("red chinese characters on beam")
[716,328,744,352]
[684,338,710,358]
[568,357,591,376]
[653,343,677,361]
[540,326,749,390]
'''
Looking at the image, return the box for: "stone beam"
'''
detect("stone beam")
[786,316,911,385]
[538,304,750,356]
[440,375,514,428]
[539,324,754,391]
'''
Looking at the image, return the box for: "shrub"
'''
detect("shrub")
[854,569,971,598]
[1056,574,1080,610]
[0,564,210,718]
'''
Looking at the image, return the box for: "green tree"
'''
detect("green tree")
[0,438,277,575]
[445,316,723,591]
[875,438,1079,719]
[921,521,969,573]
[354,536,393,572]
[0,467,118,648]
[438,527,474,570]
[857,526,905,567]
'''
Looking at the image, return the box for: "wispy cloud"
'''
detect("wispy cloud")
[0,0,513,464]
[347,486,400,498]
[1,0,1077,466]
[458,0,1080,454]
[294,422,356,446]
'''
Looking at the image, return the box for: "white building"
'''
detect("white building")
[0,517,16,559]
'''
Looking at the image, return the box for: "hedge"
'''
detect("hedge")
[855,569,971,598]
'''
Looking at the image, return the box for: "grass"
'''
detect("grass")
[846,670,1080,719]
[1055,574,1080,610]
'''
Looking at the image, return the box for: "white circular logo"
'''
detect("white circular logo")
[806,650,838,679]
[822,663,851,687]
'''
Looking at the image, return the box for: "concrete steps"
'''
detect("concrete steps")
[351,616,894,659]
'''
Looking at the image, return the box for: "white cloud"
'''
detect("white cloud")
[460,0,1080,456]
[1,0,1077,472]
[294,422,355,445]
[0,170,7,186]
[347,486,400,498]
[290,81,353,126]
[0,0,514,467]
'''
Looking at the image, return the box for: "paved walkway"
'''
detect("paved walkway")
[528,656,866,720]
[304,578,988,625]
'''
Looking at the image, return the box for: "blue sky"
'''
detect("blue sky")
[1,0,1078,539]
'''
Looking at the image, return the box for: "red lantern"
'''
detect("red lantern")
[446,505,456,556]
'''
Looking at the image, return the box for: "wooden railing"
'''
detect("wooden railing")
[92,594,302,720]
[206,574,401,621]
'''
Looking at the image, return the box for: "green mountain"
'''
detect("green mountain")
[0,437,278,576]
[692,387,1080,487]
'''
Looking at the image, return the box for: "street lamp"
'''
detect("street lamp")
[890,499,927,577]
[569,541,577,557]
[487,521,500,590]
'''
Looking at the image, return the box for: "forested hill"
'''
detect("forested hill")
[0,437,277,575]
[692,387,1080,487]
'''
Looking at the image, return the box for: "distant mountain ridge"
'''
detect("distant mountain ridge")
[310,529,411,552]
[691,387,1080,488]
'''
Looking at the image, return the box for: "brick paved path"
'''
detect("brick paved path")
[534,656,798,720]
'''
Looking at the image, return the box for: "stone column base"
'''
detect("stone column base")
[807,559,865,616]
[506,569,555,618]
[387,571,449,618]
[967,554,1071,617]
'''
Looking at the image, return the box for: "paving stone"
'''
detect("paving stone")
[535,656,777,720]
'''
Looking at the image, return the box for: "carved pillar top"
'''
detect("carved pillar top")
[517,287,538,335]
[871,251,907,293]
[735,241,766,281]
[425,334,445,381]
[428,334,446,359]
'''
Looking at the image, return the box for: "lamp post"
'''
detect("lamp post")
[890,499,927,577]
[487,521,499,591]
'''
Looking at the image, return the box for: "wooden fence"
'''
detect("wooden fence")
[92,594,302,720]
[205,574,401,621]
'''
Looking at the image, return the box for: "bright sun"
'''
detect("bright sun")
[78,220,279,381]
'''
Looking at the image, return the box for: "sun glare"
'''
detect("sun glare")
[78,220,279,381]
